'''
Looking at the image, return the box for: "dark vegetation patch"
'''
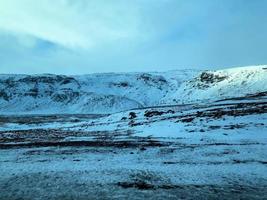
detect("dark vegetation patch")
[52,90,80,103]
[0,139,166,149]
[215,91,267,102]
[162,159,267,165]
[232,159,267,165]
[137,73,167,89]
[178,102,267,124]
[0,128,166,149]
[163,161,178,164]
[208,124,248,130]
[129,112,137,119]
[190,71,228,89]
[208,125,222,130]
[117,181,155,190]
[137,73,167,83]
[117,171,174,190]
[199,72,227,84]
[181,117,194,123]
[121,117,127,121]
[23,148,115,156]
[0,90,10,101]
[0,114,105,125]
[111,82,131,87]
[144,110,174,118]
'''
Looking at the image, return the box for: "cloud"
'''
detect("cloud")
[0,0,267,74]
[0,0,208,50]
[0,0,142,49]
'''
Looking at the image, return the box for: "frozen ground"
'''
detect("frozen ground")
[1,145,267,200]
[0,95,266,199]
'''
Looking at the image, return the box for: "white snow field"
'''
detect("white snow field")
[0,65,267,199]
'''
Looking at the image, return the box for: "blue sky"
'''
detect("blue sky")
[0,0,267,74]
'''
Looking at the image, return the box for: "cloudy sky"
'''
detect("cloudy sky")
[0,0,267,74]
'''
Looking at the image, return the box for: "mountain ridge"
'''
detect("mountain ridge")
[0,65,266,114]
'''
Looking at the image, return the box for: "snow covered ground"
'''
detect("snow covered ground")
[0,65,267,199]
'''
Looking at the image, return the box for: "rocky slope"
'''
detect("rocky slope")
[0,65,266,114]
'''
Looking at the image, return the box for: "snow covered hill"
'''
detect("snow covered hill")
[0,65,266,114]
[163,65,267,104]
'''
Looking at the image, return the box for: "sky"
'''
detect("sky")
[0,0,267,74]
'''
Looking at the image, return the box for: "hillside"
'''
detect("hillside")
[0,65,266,114]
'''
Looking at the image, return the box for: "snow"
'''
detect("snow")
[0,65,267,199]
[164,65,267,104]
[1,65,266,114]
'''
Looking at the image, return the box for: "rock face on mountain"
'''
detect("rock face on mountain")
[0,65,266,114]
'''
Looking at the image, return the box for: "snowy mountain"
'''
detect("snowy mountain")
[0,65,266,114]
[163,65,267,104]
